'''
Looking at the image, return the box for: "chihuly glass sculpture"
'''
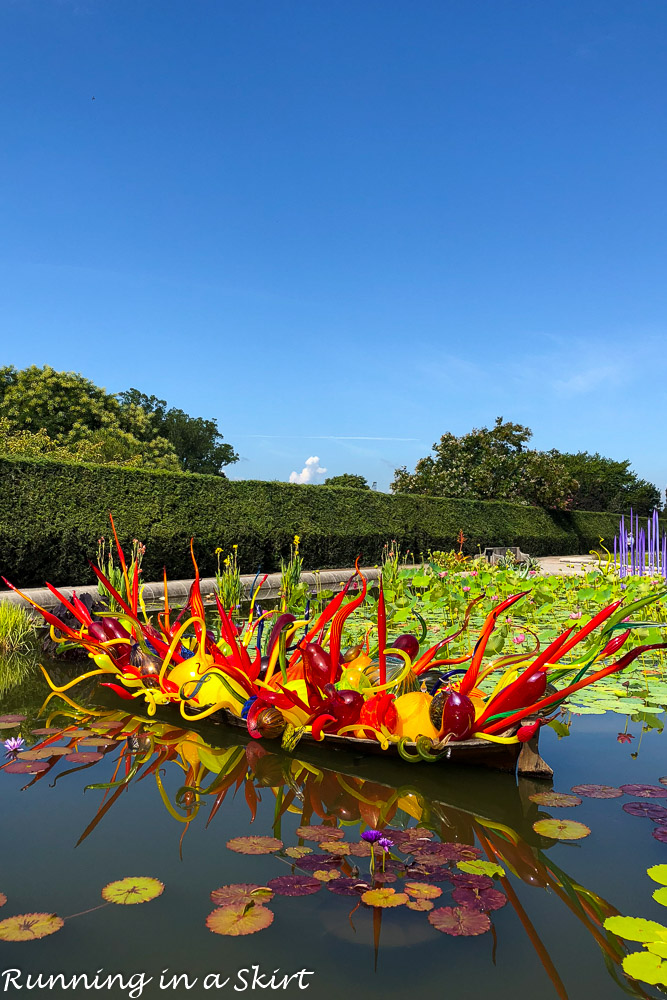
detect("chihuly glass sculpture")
[7,528,667,764]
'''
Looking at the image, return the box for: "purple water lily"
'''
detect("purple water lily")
[361,829,383,844]
[4,736,25,755]
[378,836,394,853]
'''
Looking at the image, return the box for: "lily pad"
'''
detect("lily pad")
[210,884,274,907]
[295,825,344,842]
[452,887,507,912]
[604,915,667,943]
[406,865,453,883]
[533,819,591,840]
[0,913,63,942]
[347,841,372,857]
[321,841,350,855]
[0,715,26,724]
[206,904,274,936]
[22,747,71,759]
[623,802,667,821]
[285,846,312,859]
[622,951,667,987]
[298,853,342,871]
[226,836,283,855]
[0,722,21,731]
[571,784,623,799]
[267,876,321,896]
[406,898,434,911]
[428,905,491,936]
[619,784,667,799]
[3,760,50,774]
[327,879,372,897]
[404,882,442,900]
[653,888,667,907]
[653,828,667,844]
[30,727,63,736]
[64,752,104,764]
[648,865,667,886]
[361,887,408,908]
[101,877,164,905]
[312,870,341,882]
[0,893,5,907]
[449,873,494,891]
[529,792,582,808]
[456,860,505,878]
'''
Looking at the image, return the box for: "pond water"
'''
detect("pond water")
[1,664,667,1000]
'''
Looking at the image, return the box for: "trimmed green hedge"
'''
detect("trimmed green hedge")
[0,455,625,588]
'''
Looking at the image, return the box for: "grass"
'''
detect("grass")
[0,602,39,656]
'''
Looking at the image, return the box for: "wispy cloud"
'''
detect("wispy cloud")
[289,456,327,484]
[552,364,623,395]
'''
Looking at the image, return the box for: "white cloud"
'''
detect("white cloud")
[289,456,327,484]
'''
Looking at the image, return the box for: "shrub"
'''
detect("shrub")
[0,455,629,588]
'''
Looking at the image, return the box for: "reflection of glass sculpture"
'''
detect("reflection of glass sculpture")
[11,527,666,772]
[8,706,650,997]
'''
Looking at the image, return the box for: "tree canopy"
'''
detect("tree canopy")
[323,473,370,489]
[0,366,237,474]
[117,388,238,475]
[391,416,660,513]
[556,451,660,516]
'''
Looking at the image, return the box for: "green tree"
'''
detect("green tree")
[391,417,577,509]
[323,473,370,489]
[556,452,660,516]
[117,388,238,475]
[0,366,179,469]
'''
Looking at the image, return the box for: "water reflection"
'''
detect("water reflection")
[0,702,655,1000]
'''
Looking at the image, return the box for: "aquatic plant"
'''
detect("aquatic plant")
[0,603,38,656]
[215,544,242,612]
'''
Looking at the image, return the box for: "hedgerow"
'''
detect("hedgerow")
[0,455,624,587]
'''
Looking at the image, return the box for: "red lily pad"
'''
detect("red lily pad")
[3,760,50,774]
[619,784,667,799]
[64,752,104,764]
[295,826,345,842]
[327,878,372,896]
[390,827,434,848]
[529,792,582,808]
[347,841,373,857]
[571,784,623,799]
[0,893,6,907]
[267,876,321,897]
[371,871,397,884]
[404,882,442,900]
[406,865,453,883]
[652,827,667,844]
[428,905,491,936]
[298,853,342,871]
[452,887,507,912]
[211,884,274,906]
[0,913,63,941]
[449,873,494,891]
[226,836,283,855]
[206,904,273,937]
[0,715,26,724]
[533,819,591,840]
[31,728,63,736]
[623,802,667,821]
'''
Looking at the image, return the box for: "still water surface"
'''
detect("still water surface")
[1,668,666,1000]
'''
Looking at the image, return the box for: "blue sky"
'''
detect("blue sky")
[2,0,667,492]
